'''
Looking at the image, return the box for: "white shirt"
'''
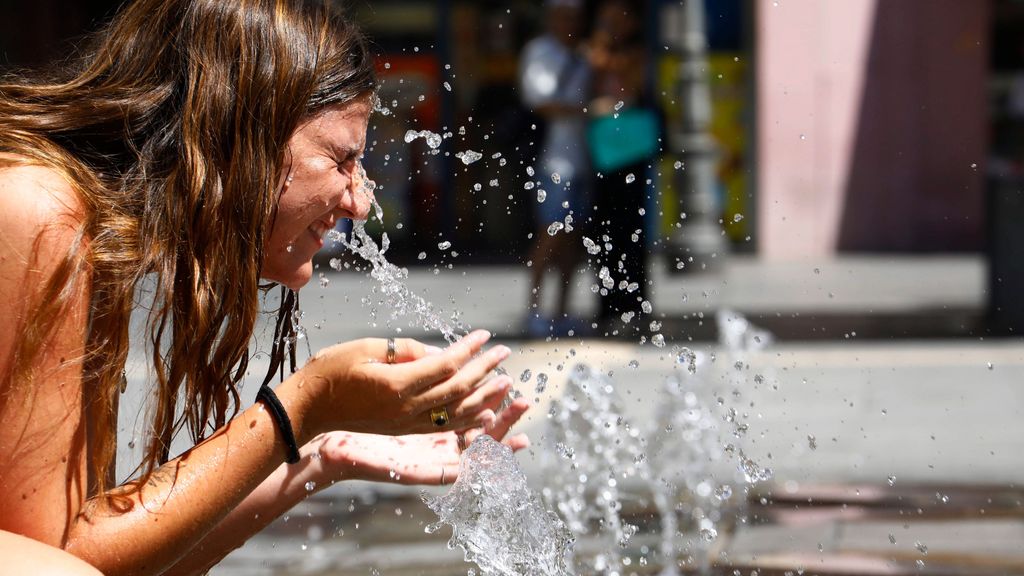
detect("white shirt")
[519,35,590,183]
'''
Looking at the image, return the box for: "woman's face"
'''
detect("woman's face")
[263,97,373,289]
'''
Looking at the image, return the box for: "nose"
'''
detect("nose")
[338,161,374,221]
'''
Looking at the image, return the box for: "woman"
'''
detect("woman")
[0,1,528,574]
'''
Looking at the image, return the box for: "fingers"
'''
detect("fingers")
[438,463,460,486]
[387,338,443,364]
[389,330,493,392]
[489,397,530,439]
[415,343,511,407]
[464,397,529,442]
[448,376,512,421]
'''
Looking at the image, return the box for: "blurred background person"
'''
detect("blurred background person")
[518,0,592,338]
[587,0,657,334]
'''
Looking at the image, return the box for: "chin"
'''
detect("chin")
[266,262,313,291]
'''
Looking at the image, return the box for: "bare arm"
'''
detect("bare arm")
[164,397,529,576]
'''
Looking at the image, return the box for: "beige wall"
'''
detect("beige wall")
[756,0,988,258]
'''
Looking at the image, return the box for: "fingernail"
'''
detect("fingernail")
[492,345,511,360]
[479,410,496,429]
[424,345,443,355]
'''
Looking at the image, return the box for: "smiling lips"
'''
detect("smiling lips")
[307,218,335,245]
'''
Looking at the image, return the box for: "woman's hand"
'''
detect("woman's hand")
[313,397,531,485]
[295,330,511,439]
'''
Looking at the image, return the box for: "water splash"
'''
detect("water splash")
[336,162,468,343]
[423,435,574,576]
[715,309,774,485]
[648,349,723,574]
[542,364,647,574]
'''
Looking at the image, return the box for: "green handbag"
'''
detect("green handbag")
[587,108,660,173]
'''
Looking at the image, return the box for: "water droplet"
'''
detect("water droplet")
[536,189,547,203]
[443,81,452,92]
[526,166,535,177]
[715,485,733,500]
[550,172,561,184]
[915,541,928,555]
[519,369,532,382]
[628,359,639,369]
[699,527,718,542]
[305,481,316,492]
[417,251,427,260]
[733,213,744,222]
[613,100,625,111]
[625,173,636,184]
[651,334,665,347]
[641,300,652,314]
[547,222,564,236]
[887,475,896,486]
[455,150,483,165]
[438,240,452,250]
[535,373,548,393]
[807,435,817,450]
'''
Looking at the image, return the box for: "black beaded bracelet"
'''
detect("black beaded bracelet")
[257,384,301,464]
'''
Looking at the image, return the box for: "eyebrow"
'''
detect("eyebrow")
[329,141,364,159]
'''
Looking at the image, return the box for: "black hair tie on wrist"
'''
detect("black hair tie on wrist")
[258,287,303,465]
[257,384,301,464]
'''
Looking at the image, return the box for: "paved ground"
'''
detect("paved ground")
[296,254,987,342]
[114,254,1024,575]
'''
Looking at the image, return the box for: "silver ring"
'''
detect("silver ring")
[456,432,468,453]
[386,337,396,364]
[440,467,447,485]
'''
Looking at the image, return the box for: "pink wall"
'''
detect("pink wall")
[756,0,988,258]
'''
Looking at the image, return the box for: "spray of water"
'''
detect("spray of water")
[331,162,469,343]
[423,435,575,576]
[542,364,647,575]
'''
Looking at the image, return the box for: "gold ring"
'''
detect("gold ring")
[386,337,396,364]
[430,406,449,427]
[440,467,447,485]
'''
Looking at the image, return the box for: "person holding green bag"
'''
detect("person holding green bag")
[587,0,659,332]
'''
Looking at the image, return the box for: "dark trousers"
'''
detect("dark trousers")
[592,160,649,323]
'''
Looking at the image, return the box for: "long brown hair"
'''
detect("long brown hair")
[0,0,376,501]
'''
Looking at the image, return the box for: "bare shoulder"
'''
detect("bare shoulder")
[0,156,85,265]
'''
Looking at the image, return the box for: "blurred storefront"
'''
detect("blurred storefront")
[352,0,754,263]
[4,0,1001,264]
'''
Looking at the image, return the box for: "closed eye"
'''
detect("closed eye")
[337,151,363,173]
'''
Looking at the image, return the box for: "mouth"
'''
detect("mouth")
[307,218,335,246]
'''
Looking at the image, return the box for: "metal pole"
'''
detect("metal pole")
[663,0,726,273]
